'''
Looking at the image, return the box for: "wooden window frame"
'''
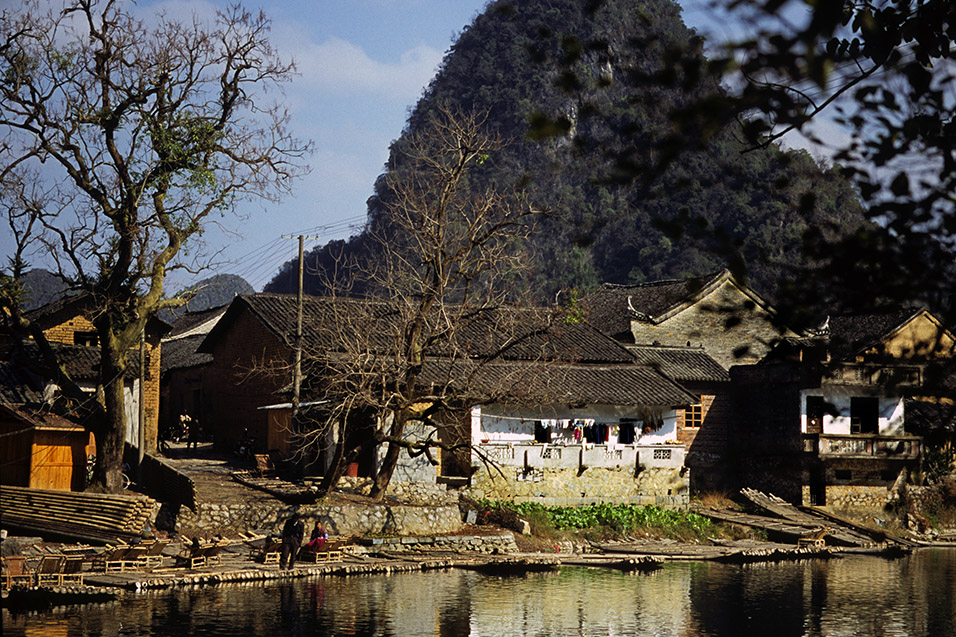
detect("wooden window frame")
[685,403,703,429]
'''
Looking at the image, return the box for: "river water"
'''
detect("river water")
[3,549,954,636]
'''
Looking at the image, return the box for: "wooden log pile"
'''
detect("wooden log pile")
[0,485,155,544]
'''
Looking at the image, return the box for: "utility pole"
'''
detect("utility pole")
[281,234,320,421]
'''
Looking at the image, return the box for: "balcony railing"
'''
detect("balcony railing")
[802,433,921,459]
[473,442,685,471]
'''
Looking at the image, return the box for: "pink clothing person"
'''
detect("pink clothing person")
[305,521,328,551]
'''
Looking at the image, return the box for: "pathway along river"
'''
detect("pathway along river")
[3,549,955,636]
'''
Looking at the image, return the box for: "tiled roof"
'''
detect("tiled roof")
[24,292,172,337]
[416,360,699,407]
[584,271,728,338]
[206,294,636,364]
[0,361,43,404]
[161,335,213,374]
[166,305,228,340]
[5,340,141,381]
[626,345,730,383]
[823,308,926,359]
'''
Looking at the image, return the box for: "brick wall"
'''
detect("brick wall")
[42,315,96,345]
[205,309,292,449]
[42,316,161,452]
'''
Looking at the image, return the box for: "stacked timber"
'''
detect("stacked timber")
[740,488,880,547]
[0,485,155,543]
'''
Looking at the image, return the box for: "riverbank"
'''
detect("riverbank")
[4,528,941,613]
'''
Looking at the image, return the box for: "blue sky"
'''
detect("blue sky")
[4,0,827,292]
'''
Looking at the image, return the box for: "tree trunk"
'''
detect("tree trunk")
[91,342,128,493]
[369,409,407,500]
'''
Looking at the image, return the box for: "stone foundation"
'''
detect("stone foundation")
[358,531,518,553]
[469,465,689,509]
[158,498,462,539]
[820,484,895,509]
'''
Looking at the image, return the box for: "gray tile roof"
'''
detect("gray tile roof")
[204,294,636,364]
[161,334,213,374]
[166,305,228,339]
[626,345,730,383]
[409,359,699,407]
[824,308,927,359]
[584,271,728,338]
[0,361,42,404]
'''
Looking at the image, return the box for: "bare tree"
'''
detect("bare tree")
[295,105,541,500]
[0,0,310,491]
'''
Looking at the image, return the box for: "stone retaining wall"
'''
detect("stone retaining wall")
[158,499,463,539]
[819,485,894,510]
[469,465,689,509]
[358,531,518,553]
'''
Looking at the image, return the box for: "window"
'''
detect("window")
[73,331,98,347]
[685,404,702,429]
[806,396,825,434]
[850,397,879,434]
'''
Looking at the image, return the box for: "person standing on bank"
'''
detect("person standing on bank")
[279,511,304,570]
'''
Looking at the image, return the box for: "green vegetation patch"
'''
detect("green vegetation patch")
[478,500,715,541]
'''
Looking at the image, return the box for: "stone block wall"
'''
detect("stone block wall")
[159,499,463,539]
[469,464,689,509]
[818,484,894,509]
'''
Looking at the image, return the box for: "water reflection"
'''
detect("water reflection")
[3,549,954,636]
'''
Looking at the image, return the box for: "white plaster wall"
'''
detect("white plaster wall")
[124,382,142,447]
[800,389,905,436]
[472,404,678,445]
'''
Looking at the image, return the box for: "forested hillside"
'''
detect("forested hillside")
[267,0,865,304]
[159,274,255,322]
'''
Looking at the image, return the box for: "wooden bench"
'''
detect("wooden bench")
[254,454,276,478]
[298,539,346,563]
[250,540,282,564]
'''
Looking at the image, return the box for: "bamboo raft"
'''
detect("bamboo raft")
[0,485,155,544]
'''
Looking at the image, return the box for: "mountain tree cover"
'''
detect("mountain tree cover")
[159,274,256,322]
[267,0,865,306]
[0,0,309,491]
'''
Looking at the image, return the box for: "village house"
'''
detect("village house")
[584,269,792,493]
[158,305,228,444]
[0,360,94,490]
[626,344,732,493]
[1,292,169,490]
[731,307,956,506]
[195,294,698,506]
[12,294,168,453]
